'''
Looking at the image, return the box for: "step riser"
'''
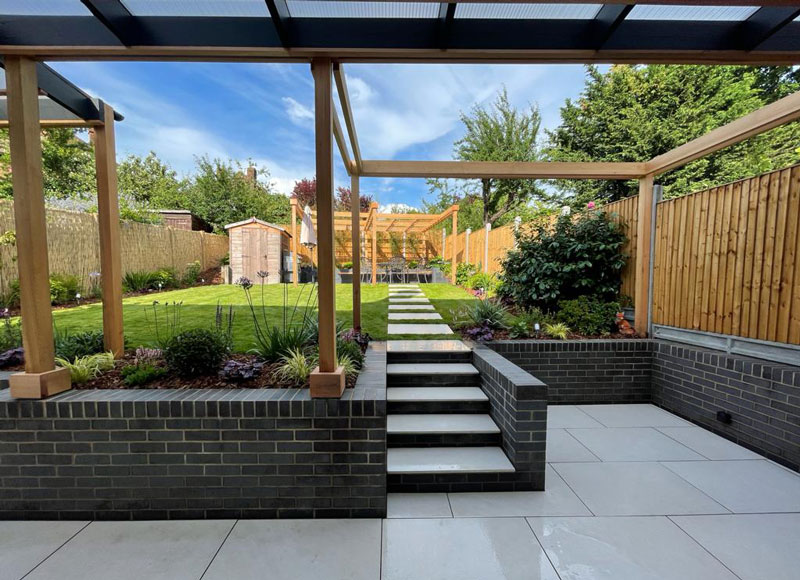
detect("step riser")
[387,352,473,364]
[388,473,538,493]
[388,433,501,448]
[387,400,489,414]
[388,374,480,388]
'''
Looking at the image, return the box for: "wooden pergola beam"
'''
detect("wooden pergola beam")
[350,174,361,329]
[360,160,648,179]
[646,89,800,175]
[289,198,299,286]
[332,100,353,176]
[333,63,363,174]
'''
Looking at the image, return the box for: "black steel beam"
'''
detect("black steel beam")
[739,6,800,51]
[264,0,291,48]
[437,2,457,49]
[80,0,136,46]
[593,4,634,48]
[1,15,800,53]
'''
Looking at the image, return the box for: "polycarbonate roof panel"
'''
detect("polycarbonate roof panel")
[627,5,760,21]
[0,0,91,16]
[456,3,602,20]
[288,1,439,19]
[121,0,269,17]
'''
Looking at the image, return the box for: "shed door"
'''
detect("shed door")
[242,228,262,280]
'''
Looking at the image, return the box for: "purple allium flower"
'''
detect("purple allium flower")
[256,270,269,279]
[236,276,253,290]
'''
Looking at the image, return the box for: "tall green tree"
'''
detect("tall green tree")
[183,156,290,232]
[548,65,800,203]
[426,88,548,227]
[117,151,186,209]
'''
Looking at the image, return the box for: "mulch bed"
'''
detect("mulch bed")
[73,352,357,390]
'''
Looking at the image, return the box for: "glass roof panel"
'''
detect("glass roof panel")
[121,0,269,17]
[287,1,439,19]
[456,3,603,20]
[0,0,91,16]
[627,5,759,21]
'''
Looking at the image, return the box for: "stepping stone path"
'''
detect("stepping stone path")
[387,284,454,337]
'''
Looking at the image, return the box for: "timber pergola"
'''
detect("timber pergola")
[0,58,124,398]
[2,1,800,399]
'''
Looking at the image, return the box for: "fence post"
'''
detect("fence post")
[634,174,656,335]
[484,222,491,273]
[465,228,471,264]
[647,184,663,337]
[441,228,446,258]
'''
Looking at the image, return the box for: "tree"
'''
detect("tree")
[117,151,186,209]
[427,88,547,226]
[291,177,374,211]
[183,157,290,232]
[547,65,800,204]
[335,186,374,212]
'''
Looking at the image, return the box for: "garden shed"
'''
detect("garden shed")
[225,217,291,284]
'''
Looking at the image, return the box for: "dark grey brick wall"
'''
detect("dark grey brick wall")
[652,341,800,471]
[488,340,654,404]
[0,344,387,520]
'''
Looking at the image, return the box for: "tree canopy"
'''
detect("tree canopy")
[547,65,800,204]
[289,177,374,212]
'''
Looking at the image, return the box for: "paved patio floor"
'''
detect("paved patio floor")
[3,404,799,580]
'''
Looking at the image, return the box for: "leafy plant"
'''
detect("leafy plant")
[543,322,570,340]
[181,261,202,286]
[152,267,178,290]
[163,328,229,377]
[0,313,22,352]
[134,346,163,365]
[456,262,478,286]
[465,298,508,330]
[122,270,156,293]
[338,261,353,270]
[467,271,499,293]
[49,273,80,305]
[120,363,167,387]
[499,210,627,310]
[56,352,115,384]
[508,318,531,339]
[219,359,265,382]
[336,338,364,370]
[54,329,106,361]
[0,347,23,368]
[274,347,316,385]
[463,323,494,342]
[557,296,620,336]
[337,353,358,376]
[144,300,183,348]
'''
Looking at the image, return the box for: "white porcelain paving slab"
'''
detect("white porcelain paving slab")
[546,429,600,463]
[0,521,88,580]
[382,517,560,580]
[387,339,470,352]
[567,427,706,461]
[387,387,488,403]
[671,514,800,580]
[388,304,435,310]
[553,462,729,516]
[578,404,692,427]
[662,460,800,513]
[24,520,235,580]
[389,291,425,295]
[448,465,592,517]
[656,427,763,460]
[388,312,443,320]
[203,519,381,580]
[387,363,478,375]
[388,297,431,303]
[388,323,453,335]
[388,447,514,474]
[547,405,605,429]
[388,414,499,434]
[387,493,453,518]
[528,516,740,580]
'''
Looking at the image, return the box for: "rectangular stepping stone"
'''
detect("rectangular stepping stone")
[387,447,514,474]
[387,339,471,352]
[389,298,430,303]
[388,323,453,335]
[387,363,478,375]
[388,304,435,310]
[388,414,500,435]
[388,312,443,320]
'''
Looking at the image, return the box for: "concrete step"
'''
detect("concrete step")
[387,362,479,386]
[387,340,472,364]
[387,447,515,474]
[387,387,489,415]
[388,413,499,434]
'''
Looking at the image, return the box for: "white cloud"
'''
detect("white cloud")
[282,96,314,125]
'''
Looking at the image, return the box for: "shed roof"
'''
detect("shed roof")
[224,217,291,235]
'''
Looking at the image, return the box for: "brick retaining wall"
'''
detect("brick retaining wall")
[0,344,387,520]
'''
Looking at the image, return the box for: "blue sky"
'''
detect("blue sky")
[48,61,594,208]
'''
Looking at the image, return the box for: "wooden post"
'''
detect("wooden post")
[450,209,458,284]
[441,228,446,258]
[351,174,361,330]
[94,102,124,357]
[634,174,655,336]
[371,202,378,284]
[309,58,344,398]
[5,56,70,399]
[484,222,491,273]
[465,228,471,264]
[290,198,299,286]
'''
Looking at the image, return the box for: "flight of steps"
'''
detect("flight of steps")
[385,340,514,492]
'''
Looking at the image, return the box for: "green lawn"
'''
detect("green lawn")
[50,283,476,351]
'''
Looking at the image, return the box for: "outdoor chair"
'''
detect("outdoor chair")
[410,258,427,284]
[360,257,372,284]
[387,256,406,283]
